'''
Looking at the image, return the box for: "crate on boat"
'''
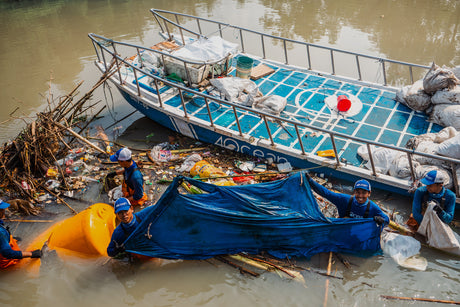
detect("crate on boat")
[163,57,211,84]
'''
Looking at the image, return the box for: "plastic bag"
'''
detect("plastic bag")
[358,145,398,175]
[417,202,460,256]
[436,133,460,159]
[428,104,460,130]
[176,154,203,173]
[190,160,227,178]
[210,77,262,107]
[381,230,427,271]
[412,141,447,168]
[431,86,460,105]
[423,63,460,95]
[253,95,287,116]
[398,80,431,111]
[150,143,179,162]
[108,185,123,203]
[389,153,419,179]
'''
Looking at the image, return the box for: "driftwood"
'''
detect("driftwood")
[381,295,460,305]
[0,62,116,213]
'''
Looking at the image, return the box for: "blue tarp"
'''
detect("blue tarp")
[124,172,382,259]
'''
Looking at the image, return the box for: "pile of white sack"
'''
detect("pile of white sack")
[209,77,287,116]
[396,63,460,129]
[358,126,460,191]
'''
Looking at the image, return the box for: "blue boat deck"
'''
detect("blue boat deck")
[134,55,443,169]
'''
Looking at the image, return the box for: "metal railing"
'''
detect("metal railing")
[88,25,460,198]
[150,9,431,87]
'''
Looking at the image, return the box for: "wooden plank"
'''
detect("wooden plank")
[250,64,275,80]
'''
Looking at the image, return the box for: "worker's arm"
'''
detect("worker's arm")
[437,190,456,224]
[0,234,22,259]
[107,227,126,257]
[369,201,390,226]
[307,176,350,215]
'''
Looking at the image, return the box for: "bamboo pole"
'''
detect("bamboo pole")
[215,255,260,277]
[53,121,106,155]
[40,184,78,215]
[381,295,460,305]
[323,252,333,307]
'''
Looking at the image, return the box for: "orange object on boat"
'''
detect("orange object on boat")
[316,149,336,158]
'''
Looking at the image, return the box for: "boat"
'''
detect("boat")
[122,173,383,259]
[88,9,460,202]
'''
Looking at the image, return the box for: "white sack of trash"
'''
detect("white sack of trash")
[396,64,460,129]
[417,202,460,256]
[210,77,287,116]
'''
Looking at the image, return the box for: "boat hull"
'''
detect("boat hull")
[118,87,412,197]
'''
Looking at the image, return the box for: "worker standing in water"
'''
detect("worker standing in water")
[107,148,148,207]
[408,170,456,230]
[0,200,41,269]
[306,174,389,226]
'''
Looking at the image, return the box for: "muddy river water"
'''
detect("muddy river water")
[0,0,459,306]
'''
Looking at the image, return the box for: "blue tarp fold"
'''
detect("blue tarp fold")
[124,172,382,259]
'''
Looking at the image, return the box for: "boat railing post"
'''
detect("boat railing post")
[306,44,312,70]
[153,79,163,108]
[355,55,362,81]
[153,13,164,33]
[91,40,101,62]
[175,14,186,45]
[409,65,414,84]
[178,88,189,118]
[183,62,193,86]
[164,19,172,41]
[283,40,288,64]
[218,23,223,38]
[100,45,108,72]
[204,97,214,127]
[196,18,202,35]
[381,59,387,86]
[263,115,275,146]
[451,162,460,197]
[406,152,416,183]
[136,48,143,68]
[330,134,341,166]
[132,68,141,97]
[232,106,243,136]
[261,35,266,59]
[294,124,306,155]
[239,29,245,53]
[330,50,335,75]
[366,143,378,177]
[111,44,123,85]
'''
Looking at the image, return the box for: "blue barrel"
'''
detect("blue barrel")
[236,56,254,79]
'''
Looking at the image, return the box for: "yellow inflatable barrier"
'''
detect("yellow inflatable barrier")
[19,203,116,271]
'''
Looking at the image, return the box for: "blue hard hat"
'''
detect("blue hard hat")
[0,200,11,210]
[114,197,131,213]
[354,179,371,192]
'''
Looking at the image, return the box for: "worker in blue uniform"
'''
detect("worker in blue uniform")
[306,175,389,226]
[408,170,456,230]
[107,197,149,258]
[107,148,148,207]
[0,200,41,268]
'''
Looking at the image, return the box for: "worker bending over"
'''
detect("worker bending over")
[409,170,456,230]
[108,148,147,207]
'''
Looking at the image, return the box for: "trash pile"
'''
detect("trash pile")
[357,126,460,192]
[0,65,116,215]
[396,63,460,129]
